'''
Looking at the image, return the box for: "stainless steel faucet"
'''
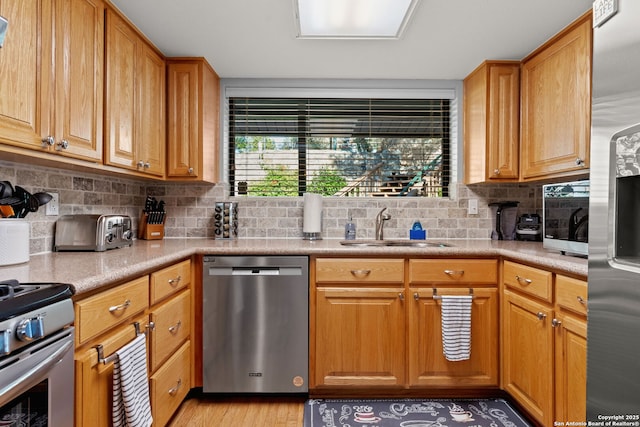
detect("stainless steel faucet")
[375,207,391,240]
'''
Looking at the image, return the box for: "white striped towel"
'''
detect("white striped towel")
[112,333,153,427]
[440,295,473,362]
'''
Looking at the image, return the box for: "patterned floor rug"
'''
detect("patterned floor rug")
[303,398,533,427]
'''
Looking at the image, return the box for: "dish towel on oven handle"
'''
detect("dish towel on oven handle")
[112,333,153,427]
[440,295,473,361]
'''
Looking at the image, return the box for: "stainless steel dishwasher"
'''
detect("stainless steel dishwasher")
[202,255,309,393]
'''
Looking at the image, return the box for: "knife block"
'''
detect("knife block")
[138,212,165,240]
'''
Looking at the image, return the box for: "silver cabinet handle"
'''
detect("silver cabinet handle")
[536,312,547,320]
[42,136,55,147]
[551,318,562,328]
[137,160,145,168]
[188,167,194,175]
[109,299,131,313]
[55,139,69,151]
[143,162,150,169]
[146,322,156,333]
[577,296,587,307]
[168,276,182,286]
[350,269,371,278]
[515,275,533,285]
[575,158,585,166]
[414,292,420,301]
[168,320,182,334]
[168,378,182,396]
[444,269,464,277]
[493,169,500,175]
[398,292,404,301]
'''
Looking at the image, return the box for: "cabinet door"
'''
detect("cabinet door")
[51,0,104,161]
[408,288,498,387]
[75,315,148,427]
[0,0,44,148]
[463,61,519,184]
[502,289,554,426]
[105,9,137,170]
[314,287,405,387]
[137,42,165,176]
[520,12,591,180]
[167,61,200,177]
[554,313,587,424]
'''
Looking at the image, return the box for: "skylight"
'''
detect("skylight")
[294,0,419,39]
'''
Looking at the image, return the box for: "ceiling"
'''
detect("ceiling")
[109,0,593,80]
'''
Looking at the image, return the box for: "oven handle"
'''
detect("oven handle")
[0,336,73,408]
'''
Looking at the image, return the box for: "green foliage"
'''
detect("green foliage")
[308,167,347,196]
[249,165,298,196]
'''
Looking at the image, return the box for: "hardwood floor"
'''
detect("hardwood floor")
[167,395,306,427]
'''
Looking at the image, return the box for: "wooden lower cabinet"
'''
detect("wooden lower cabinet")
[408,287,498,387]
[75,314,148,427]
[74,259,193,427]
[502,289,554,426]
[502,264,588,426]
[311,257,499,391]
[314,286,406,387]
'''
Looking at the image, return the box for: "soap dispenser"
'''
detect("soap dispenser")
[344,215,356,240]
[410,220,426,240]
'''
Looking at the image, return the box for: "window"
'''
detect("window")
[228,97,450,197]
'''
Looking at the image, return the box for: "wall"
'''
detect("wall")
[0,160,540,255]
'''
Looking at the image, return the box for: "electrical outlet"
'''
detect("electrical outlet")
[46,193,59,216]
[468,198,478,215]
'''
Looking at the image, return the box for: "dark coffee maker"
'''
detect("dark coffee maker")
[489,201,519,240]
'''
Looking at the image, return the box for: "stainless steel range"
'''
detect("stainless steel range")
[0,279,75,426]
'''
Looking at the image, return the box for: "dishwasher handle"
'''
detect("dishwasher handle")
[207,266,303,276]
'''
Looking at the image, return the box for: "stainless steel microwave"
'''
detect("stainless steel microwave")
[542,180,589,256]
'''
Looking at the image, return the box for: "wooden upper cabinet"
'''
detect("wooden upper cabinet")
[520,11,592,180]
[167,58,220,183]
[464,61,520,184]
[0,0,104,161]
[105,8,165,177]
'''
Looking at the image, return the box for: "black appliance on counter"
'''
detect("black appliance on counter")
[0,280,75,425]
[515,214,542,241]
[489,201,519,240]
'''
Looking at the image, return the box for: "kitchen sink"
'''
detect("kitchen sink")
[339,239,453,248]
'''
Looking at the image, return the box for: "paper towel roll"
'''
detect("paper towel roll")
[303,193,323,234]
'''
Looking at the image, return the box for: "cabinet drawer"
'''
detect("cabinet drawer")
[315,258,404,284]
[149,289,191,372]
[555,275,588,316]
[150,341,191,427]
[503,261,553,302]
[409,259,497,284]
[151,259,191,305]
[75,276,149,345]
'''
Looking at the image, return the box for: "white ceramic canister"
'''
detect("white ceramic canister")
[0,219,30,266]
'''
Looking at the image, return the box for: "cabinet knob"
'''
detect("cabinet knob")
[536,311,547,320]
[137,160,145,168]
[42,136,55,147]
[493,168,500,175]
[414,292,420,301]
[188,167,194,175]
[551,318,562,328]
[575,158,585,166]
[55,139,69,151]
[398,292,405,301]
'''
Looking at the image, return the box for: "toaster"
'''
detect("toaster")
[54,214,133,252]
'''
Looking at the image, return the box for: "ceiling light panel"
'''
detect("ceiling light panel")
[295,0,418,39]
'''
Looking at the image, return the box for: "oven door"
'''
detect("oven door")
[0,327,74,427]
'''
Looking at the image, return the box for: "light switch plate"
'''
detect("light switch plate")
[468,198,478,215]
[46,193,59,216]
[593,0,618,27]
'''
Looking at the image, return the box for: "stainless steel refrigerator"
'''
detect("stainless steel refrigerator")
[588,0,640,418]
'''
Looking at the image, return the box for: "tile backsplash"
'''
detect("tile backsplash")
[1,160,541,254]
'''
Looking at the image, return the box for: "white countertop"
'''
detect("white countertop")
[0,238,588,296]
